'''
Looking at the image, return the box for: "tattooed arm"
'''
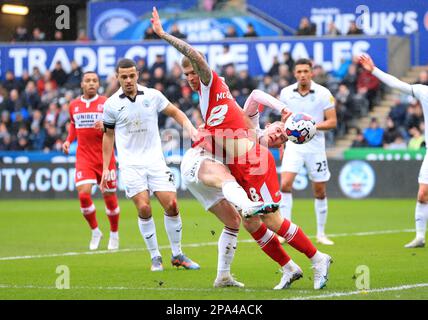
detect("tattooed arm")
[151,7,212,86]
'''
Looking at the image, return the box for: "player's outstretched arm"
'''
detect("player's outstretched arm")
[316,108,337,131]
[244,89,290,116]
[151,7,211,85]
[359,54,413,95]
[162,103,198,141]
[100,128,115,193]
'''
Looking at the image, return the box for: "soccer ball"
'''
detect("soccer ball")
[284,113,316,144]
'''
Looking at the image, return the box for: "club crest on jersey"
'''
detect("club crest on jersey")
[97,104,103,111]
[74,106,79,113]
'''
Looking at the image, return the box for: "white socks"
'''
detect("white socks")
[217,227,239,279]
[222,180,258,209]
[415,202,428,240]
[138,217,161,259]
[280,192,293,221]
[164,214,183,257]
[315,198,328,237]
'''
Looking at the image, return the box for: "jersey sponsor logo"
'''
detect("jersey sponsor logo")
[207,104,228,127]
[118,106,125,112]
[339,161,375,199]
[73,112,103,129]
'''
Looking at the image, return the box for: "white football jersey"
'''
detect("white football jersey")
[280,81,335,153]
[103,84,170,167]
[411,84,428,144]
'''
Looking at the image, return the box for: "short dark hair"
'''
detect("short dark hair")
[82,71,98,77]
[115,58,137,72]
[294,58,312,70]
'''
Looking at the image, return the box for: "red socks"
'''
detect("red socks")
[276,219,317,258]
[79,192,98,229]
[103,194,120,232]
[251,223,290,267]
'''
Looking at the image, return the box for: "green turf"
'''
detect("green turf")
[0,198,427,300]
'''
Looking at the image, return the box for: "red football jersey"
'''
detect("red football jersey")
[67,95,115,170]
[200,71,249,134]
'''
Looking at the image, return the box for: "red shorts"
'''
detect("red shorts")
[227,144,281,203]
[75,160,117,192]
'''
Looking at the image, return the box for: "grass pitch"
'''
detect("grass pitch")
[0,198,427,300]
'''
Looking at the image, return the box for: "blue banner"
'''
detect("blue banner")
[88,0,198,41]
[248,0,428,65]
[0,37,388,79]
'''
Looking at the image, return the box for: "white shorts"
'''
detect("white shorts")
[418,153,428,184]
[281,150,331,182]
[181,147,225,211]
[120,163,176,198]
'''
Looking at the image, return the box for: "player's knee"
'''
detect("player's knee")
[164,198,179,216]
[242,216,262,233]
[137,203,152,218]
[280,181,293,193]
[227,214,241,230]
[78,192,93,208]
[417,190,428,203]
[103,193,118,210]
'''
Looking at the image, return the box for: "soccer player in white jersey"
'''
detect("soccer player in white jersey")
[360,54,428,248]
[279,59,337,245]
[100,58,200,271]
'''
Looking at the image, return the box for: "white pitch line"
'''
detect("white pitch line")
[289,283,428,300]
[0,229,415,262]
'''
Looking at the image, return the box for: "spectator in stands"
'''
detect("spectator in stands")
[2,71,20,92]
[165,63,183,103]
[408,126,425,150]
[224,26,238,38]
[29,123,46,150]
[276,64,293,85]
[44,102,59,127]
[236,67,256,96]
[149,67,167,88]
[136,57,149,76]
[335,84,353,136]
[11,111,29,136]
[404,99,423,131]
[268,56,280,78]
[223,64,239,92]
[1,110,11,132]
[144,26,160,40]
[347,21,363,35]
[22,81,41,111]
[13,125,30,151]
[51,61,68,87]
[41,81,59,107]
[31,67,42,83]
[12,26,29,42]
[312,64,328,87]
[150,54,166,74]
[43,125,59,151]
[415,70,428,86]
[332,58,352,80]
[386,133,407,150]
[65,61,83,89]
[0,134,12,150]
[342,63,358,92]
[37,70,57,96]
[4,89,24,113]
[357,68,380,109]
[363,117,384,147]
[76,29,89,42]
[243,23,258,37]
[296,17,316,36]
[382,116,401,147]
[0,123,9,140]
[282,52,295,73]
[30,27,45,41]
[30,109,43,131]
[326,22,341,36]
[215,44,236,74]
[170,24,186,39]
[57,102,70,130]
[258,75,279,98]
[54,30,64,41]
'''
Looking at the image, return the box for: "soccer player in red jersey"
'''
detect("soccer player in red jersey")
[152,7,332,289]
[63,72,120,251]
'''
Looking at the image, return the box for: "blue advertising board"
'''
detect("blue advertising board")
[88,0,198,41]
[248,0,428,65]
[0,37,388,79]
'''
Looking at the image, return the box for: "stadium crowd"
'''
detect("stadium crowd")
[1,19,426,153]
